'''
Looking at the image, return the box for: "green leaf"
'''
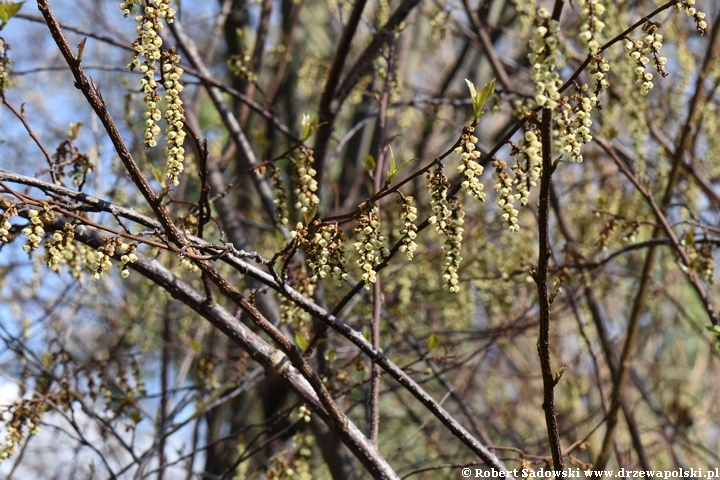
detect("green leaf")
[465,77,496,122]
[150,164,164,184]
[303,206,316,226]
[68,122,83,140]
[323,348,337,363]
[684,230,694,247]
[0,1,24,30]
[294,332,309,352]
[475,78,496,114]
[386,145,418,184]
[549,279,562,304]
[464,78,477,103]
[427,332,439,351]
[362,327,371,342]
[705,325,720,337]
[76,37,87,62]
[130,409,142,424]
[364,154,376,172]
[387,146,397,180]
[300,113,318,141]
[5,1,22,17]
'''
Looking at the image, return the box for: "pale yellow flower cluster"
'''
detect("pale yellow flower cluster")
[354,203,388,289]
[492,159,520,232]
[162,50,186,186]
[576,0,607,55]
[528,11,563,110]
[0,39,12,93]
[123,0,185,187]
[426,166,464,292]
[555,93,593,162]
[44,222,76,272]
[397,195,418,260]
[455,126,486,202]
[677,1,707,35]
[22,207,53,252]
[293,150,319,216]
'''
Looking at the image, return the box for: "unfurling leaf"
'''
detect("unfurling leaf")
[42,350,52,367]
[295,331,309,352]
[465,78,477,101]
[68,122,83,140]
[364,154,376,172]
[303,206,316,226]
[362,327,371,342]
[76,37,87,62]
[705,325,720,337]
[323,348,337,363]
[427,332,439,351]
[386,145,418,184]
[684,230,694,247]
[465,77,496,122]
[549,279,563,304]
[0,1,24,30]
[150,164,164,184]
[387,147,396,180]
[300,113,318,141]
[130,409,142,424]
[553,365,567,385]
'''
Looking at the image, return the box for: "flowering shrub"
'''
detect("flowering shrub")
[0,0,717,477]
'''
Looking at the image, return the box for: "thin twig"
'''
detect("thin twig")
[534,3,566,470]
[594,12,720,465]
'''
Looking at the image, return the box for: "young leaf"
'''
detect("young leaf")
[68,122,83,140]
[684,230,694,246]
[427,332,439,351]
[387,146,397,181]
[130,409,142,424]
[705,325,720,337]
[150,164,164,184]
[303,206,316,226]
[465,77,496,122]
[295,332,309,352]
[42,350,52,367]
[300,113,318,141]
[76,37,87,62]
[464,78,477,103]
[386,145,418,184]
[362,327,371,342]
[549,279,563,304]
[364,154,376,172]
[0,1,23,30]
[323,348,337,363]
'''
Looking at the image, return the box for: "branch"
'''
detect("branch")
[60,221,399,479]
[532,1,566,470]
[593,10,720,463]
[313,0,421,203]
[0,169,510,472]
[168,18,287,231]
[537,106,564,470]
